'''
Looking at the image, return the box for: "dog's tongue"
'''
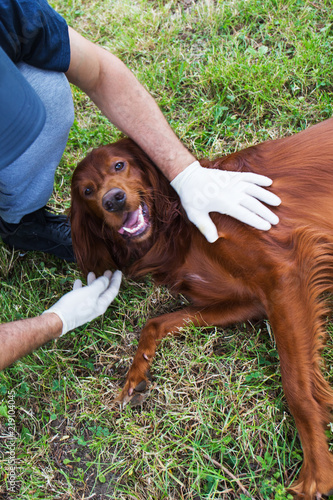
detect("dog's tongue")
[118,206,142,235]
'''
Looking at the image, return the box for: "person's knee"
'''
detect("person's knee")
[17,62,74,136]
[0,64,74,222]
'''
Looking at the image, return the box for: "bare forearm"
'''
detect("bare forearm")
[0,313,62,370]
[89,53,194,179]
[66,27,195,180]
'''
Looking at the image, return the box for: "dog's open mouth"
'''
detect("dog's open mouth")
[118,203,150,238]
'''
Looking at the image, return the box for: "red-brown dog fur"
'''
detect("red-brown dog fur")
[71,118,333,498]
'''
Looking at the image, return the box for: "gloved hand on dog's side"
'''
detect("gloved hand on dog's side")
[171,160,281,243]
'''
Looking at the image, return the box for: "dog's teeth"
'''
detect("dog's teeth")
[123,226,136,234]
[123,205,145,234]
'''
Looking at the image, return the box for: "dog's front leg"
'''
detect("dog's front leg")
[114,306,207,406]
[115,300,265,406]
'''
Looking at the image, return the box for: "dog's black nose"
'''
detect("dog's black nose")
[102,188,126,212]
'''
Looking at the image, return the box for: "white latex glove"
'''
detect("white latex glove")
[43,270,122,336]
[171,161,281,243]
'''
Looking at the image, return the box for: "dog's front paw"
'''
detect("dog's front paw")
[114,355,152,407]
[115,378,150,407]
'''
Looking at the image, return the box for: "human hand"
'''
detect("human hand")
[170,161,281,243]
[43,270,122,336]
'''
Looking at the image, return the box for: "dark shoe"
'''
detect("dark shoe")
[0,207,75,262]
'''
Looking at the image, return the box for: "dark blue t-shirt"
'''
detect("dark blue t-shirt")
[0,0,70,72]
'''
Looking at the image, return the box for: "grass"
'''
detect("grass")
[1,0,333,498]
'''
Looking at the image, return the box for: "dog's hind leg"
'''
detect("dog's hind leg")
[267,281,333,499]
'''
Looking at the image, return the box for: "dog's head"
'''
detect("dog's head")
[71,138,186,276]
[72,139,154,242]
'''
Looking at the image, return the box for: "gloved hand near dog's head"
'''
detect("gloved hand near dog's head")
[43,270,122,336]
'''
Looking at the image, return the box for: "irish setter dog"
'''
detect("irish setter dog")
[70,118,333,499]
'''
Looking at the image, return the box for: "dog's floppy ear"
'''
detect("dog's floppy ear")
[70,183,116,277]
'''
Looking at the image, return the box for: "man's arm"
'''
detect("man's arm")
[0,271,122,371]
[66,27,195,181]
[66,27,281,241]
[0,313,62,371]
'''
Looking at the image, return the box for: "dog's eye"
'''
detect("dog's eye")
[114,161,125,171]
[84,187,94,196]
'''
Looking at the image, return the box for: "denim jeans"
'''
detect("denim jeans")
[0,63,74,222]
